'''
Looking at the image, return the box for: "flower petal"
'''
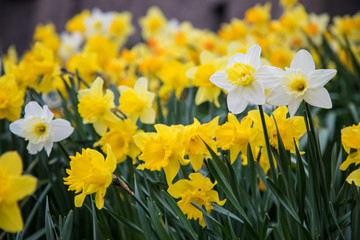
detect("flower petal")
[304,87,332,109]
[290,49,315,74]
[227,88,249,114]
[207,190,226,206]
[0,151,22,175]
[24,101,43,118]
[51,119,74,142]
[163,158,180,185]
[210,71,233,91]
[228,53,245,66]
[267,86,291,106]
[243,44,262,69]
[167,179,191,198]
[242,81,265,105]
[140,108,155,124]
[288,97,303,119]
[7,175,37,202]
[27,142,44,155]
[41,105,54,122]
[307,69,337,88]
[189,154,204,172]
[0,203,23,233]
[346,168,360,186]
[9,119,25,137]
[44,141,54,156]
[255,66,285,89]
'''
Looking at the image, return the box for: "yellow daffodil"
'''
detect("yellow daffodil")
[9,101,74,156]
[245,3,271,26]
[139,6,167,40]
[78,77,118,136]
[109,12,134,42]
[133,124,189,185]
[186,51,226,107]
[33,23,60,53]
[64,145,116,209]
[0,151,37,233]
[66,9,90,33]
[215,113,263,164]
[66,52,99,84]
[184,117,219,171]
[340,123,360,170]
[118,77,155,124]
[167,173,226,227]
[0,75,24,122]
[94,119,141,164]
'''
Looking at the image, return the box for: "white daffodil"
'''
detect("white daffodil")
[84,8,114,37]
[9,101,74,156]
[58,32,83,61]
[210,44,275,114]
[263,49,337,118]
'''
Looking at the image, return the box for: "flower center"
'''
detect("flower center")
[34,122,48,136]
[285,71,308,95]
[226,62,255,86]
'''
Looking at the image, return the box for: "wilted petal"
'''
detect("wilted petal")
[290,50,315,74]
[304,87,332,109]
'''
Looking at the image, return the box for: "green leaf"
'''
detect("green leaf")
[147,199,172,240]
[60,210,73,240]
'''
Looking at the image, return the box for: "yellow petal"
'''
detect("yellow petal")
[207,190,226,206]
[340,151,360,171]
[346,168,360,186]
[167,179,191,198]
[0,151,22,176]
[0,203,23,233]
[95,188,106,209]
[7,175,37,203]
[189,154,204,172]
[163,158,180,185]
[105,144,117,173]
[75,192,86,207]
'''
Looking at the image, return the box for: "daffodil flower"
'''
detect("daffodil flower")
[263,49,337,118]
[210,44,276,114]
[9,101,74,156]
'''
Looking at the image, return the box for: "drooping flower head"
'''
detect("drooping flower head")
[167,173,226,227]
[340,123,360,171]
[0,151,37,233]
[210,44,276,114]
[9,101,74,156]
[78,77,118,136]
[63,144,116,209]
[118,77,156,124]
[0,75,24,122]
[133,124,189,185]
[264,49,337,118]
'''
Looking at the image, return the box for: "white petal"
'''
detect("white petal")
[243,45,262,69]
[228,53,245,66]
[288,97,303,119]
[227,88,249,114]
[24,101,43,118]
[304,87,332,109]
[27,142,44,155]
[290,50,315,74]
[134,77,148,94]
[51,119,74,142]
[42,105,54,122]
[44,141,54,156]
[210,71,233,91]
[267,86,291,106]
[255,66,285,89]
[9,119,25,137]
[242,81,265,105]
[307,69,337,88]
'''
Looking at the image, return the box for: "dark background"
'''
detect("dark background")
[0,0,359,54]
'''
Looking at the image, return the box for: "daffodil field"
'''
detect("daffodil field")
[1,1,360,239]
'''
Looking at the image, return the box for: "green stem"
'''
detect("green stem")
[258,105,277,181]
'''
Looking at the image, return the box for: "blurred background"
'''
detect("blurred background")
[0,0,359,54]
